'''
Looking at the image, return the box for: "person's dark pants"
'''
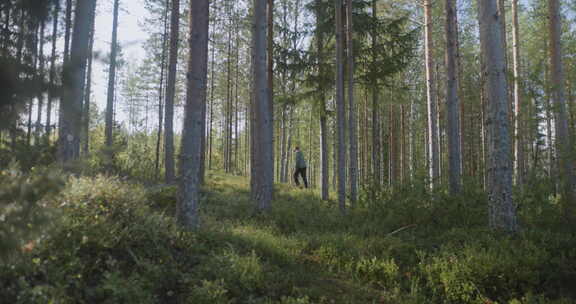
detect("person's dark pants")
[294,167,308,188]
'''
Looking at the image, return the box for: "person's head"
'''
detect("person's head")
[294,146,300,152]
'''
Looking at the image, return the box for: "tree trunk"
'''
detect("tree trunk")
[155,3,169,180]
[424,0,439,189]
[46,2,60,137]
[346,0,357,205]
[548,0,575,217]
[177,0,209,229]
[335,0,346,213]
[83,12,95,155]
[511,0,524,187]
[208,38,216,170]
[252,0,274,211]
[371,0,380,187]
[35,21,46,142]
[477,0,517,232]
[445,0,462,193]
[279,106,287,182]
[164,0,179,183]
[105,0,120,150]
[59,0,96,163]
[58,0,73,134]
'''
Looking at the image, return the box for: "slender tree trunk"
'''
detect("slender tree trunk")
[371,0,380,187]
[280,106,287,182]
[224,24,233,173]
[105,0,120,150]
[314,1,329,199]
[424,0,440,189]
[346,0,357,205]
[252,0,274,211]
[445,0,462,193]
[234,34,240,173]
[320,113,329,200]
[59,0,96,163]
[548,0,575,217]
[58,0,73,133]
[208,38,216,170]
[409,98,416,181]
[35,21,46,141]
[28,25,39,146]
[83,12,95,155]
[478,0,517,232]
[46,2,60,137]
[510,0,524,187]
[178,0,209,229]
[164,0,179,183]
[335,0,346,213]
[155,3,169,180]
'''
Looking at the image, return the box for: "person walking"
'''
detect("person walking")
[293,147,308,188]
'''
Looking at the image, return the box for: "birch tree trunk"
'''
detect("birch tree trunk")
[105,0,120,149]
[548,0,575,217]
[424,0,439,189]
[335,0,346,213]
[177,0,209,229]
[164,0,179,183]
[477,0,517,232]
[445,0,462,193]
[59,0,96,163]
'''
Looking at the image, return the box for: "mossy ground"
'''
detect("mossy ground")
[2,172,575,303]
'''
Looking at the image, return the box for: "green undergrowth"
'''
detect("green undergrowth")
[1,172,575,303]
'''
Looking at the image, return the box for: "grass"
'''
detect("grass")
[1,171,576,303]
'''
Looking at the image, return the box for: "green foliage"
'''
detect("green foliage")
[0,139,57,172]
[0,164,63,258]
[2,173,576,303]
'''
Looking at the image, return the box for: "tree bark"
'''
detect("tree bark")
[252,0,274,211]
[335,0,346,213]
[346,0,357,205]
[371,0,380,187]
[58,0,73,134]
[177,0,209,229]
[477,0,517,232]
[155,3,169,180]
[35,21,46,142]
[83,12,95,155]
[548,0,575,217]
[105,0,120,150]
[510,0,525,187]
[59,0,96,163]
[445,0,462,193]
[46,2,60,137]
[164,0,179,183]
[424,0,440,189]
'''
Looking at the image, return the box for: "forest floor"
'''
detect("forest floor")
[2,171,576,303]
